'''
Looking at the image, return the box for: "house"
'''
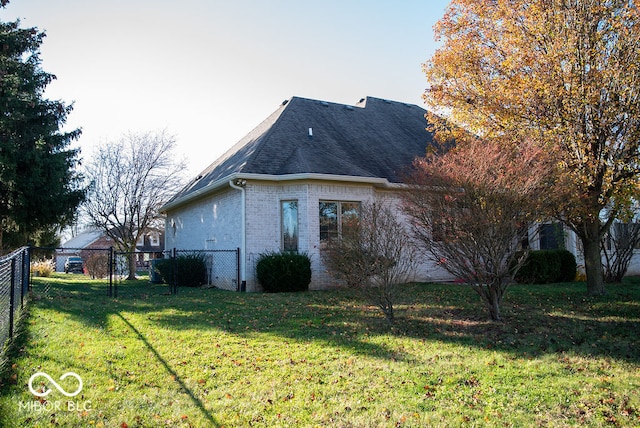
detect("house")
[57,228,164,272]
[56,229,103,272]
[162,96,453,291]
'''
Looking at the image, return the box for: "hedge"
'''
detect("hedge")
[256,251,311,292]
[153,253,208,287]
[514,249,576,284]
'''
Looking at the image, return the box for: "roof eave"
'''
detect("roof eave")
[161,172,405,213]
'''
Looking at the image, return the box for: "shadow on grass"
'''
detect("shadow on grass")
[28,275,640,365]
[114,312,220,427]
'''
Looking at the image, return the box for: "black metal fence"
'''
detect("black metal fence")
[0,246,30,353]
[173,249,241,292]
[31,246,241,298]
[103,248,240,295]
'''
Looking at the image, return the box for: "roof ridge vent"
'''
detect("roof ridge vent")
[344,105,354,110]
[320,101,329,107]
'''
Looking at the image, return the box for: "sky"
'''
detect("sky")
[1,0,450,178]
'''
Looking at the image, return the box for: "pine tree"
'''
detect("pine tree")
[0,6,85,251]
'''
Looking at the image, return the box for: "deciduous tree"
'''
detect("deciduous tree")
[322,201,417,324]
[601,200,640,283]
[404,139,552,321]
[424,0,640,295]
[0,4,85,251]
[83,130,185,279]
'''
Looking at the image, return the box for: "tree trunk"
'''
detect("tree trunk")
[486,297,501,322]
[127,252,137,281]
[581,220,606,295]
[477,284,502,322]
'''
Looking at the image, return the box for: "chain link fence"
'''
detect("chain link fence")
[164,249,241,293]
[31,246,241,299]
[110,248,240,295]
[0,246,30,354]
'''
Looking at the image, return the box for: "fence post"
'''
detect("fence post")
[172,248,177,295]
[23,246,31,296]
[108,247,113,297]
[113,249,118,298]
[9,257,16,340]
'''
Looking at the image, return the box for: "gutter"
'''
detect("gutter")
[228,178,247,292]
[161,172,405,213]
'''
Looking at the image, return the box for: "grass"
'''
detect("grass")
[0,274,639,427]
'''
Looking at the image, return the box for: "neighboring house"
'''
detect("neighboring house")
[56,229,103,272]
[162,96,453,291]
[57,228,164,271]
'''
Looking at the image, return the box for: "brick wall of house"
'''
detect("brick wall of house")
[166,179,452,292]
[165,187,243,252]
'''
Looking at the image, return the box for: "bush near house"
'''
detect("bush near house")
[515,249,576,284]
[256,251,311,292]
[154,253,208,287]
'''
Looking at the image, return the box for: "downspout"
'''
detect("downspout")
[229,179,247,291]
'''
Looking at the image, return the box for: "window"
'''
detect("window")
[149,232,160,247]
[282,200,298,252]
[319,201,360,241]
[539,223,564,250]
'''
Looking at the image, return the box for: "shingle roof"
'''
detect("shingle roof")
[171,96,435,203]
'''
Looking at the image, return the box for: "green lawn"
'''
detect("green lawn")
[1,275,639,427]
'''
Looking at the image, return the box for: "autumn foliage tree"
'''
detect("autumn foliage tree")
[424,0,640,295]
[404,139,553,321]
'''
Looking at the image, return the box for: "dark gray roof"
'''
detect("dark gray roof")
[172,96,435,202]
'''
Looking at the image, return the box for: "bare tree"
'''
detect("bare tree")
[601,202,640,283]
[322,201,418,324]
[404,139,553,321]
[83,130,185,279]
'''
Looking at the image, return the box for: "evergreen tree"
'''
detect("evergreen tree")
[0,4,85,251]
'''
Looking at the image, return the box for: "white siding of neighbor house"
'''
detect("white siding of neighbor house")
[165,179,453,292]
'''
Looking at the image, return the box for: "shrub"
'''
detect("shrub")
[256,251,311,292]
[514,249,576,284]
[514,251,546,284]
[30,259,54,277]
[555,249,577,282]
[154,253,208,287]
[542,250,562,283]
[83,252,109,279]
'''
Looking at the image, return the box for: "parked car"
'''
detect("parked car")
[64,256,84,274]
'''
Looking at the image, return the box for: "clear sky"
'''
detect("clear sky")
[1,0,450,177]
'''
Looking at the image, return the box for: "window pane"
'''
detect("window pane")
[319,202,338,241]
[282,201,298,252]
[341,202,360,234]
[540,223,564,250]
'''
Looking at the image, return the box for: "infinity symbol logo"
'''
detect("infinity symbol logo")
[28,372,83,398]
